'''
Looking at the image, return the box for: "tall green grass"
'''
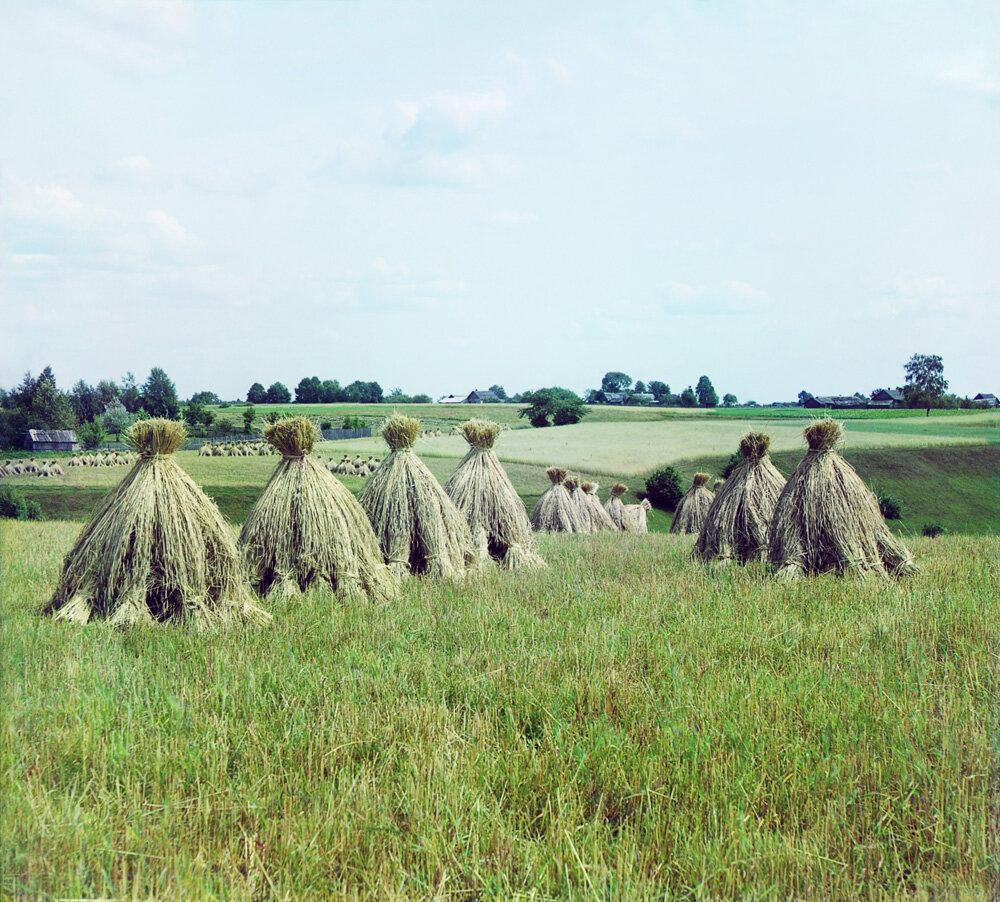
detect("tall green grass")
[3,522,997,899]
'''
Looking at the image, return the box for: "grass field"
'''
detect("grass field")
[2,522,997,899]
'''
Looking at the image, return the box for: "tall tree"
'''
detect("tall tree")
[903,353,947,409]
[101,400,134,441]
[319,379,343,403]
[648,380,670,402]
[70,380,100,423]
[295,376,322,403]
[30,378,76,429]
[695,375,719,408]
[247,382,267,404]
[633,380,647,394]
[797,390,814,406]
[142,367,180,418]
[265,382,291,404]
[601,371,632,393]
[489,384,508,400]
[680,386,697,407]
[120,372,143,413]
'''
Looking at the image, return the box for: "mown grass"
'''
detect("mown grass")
[2,522,997,899]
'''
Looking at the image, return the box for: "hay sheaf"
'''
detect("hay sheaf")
[670,474,714,534]
[583,481,616,531]
[444,420,544,570]
[604,483,630,531]
[768,419,917,579]
[42,419,269,630]
[531,466,583,533]
[568,477,594,533]
[238,417,396,602]
[694,432,786,564]
[359,414,475,579]
[625,498,651,534]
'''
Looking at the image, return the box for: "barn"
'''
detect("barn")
[24,429,79,452]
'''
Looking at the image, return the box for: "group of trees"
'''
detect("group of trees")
[246,378,416,405]
[0,366,188,448]
[588,372,733,408]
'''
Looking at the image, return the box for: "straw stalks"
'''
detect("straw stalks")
[670,473,714,534]
[42,419,269,630]
[444,420,545,570]
[238,417,396,602]
[531,467,583,533]
[359,414,474,579]
[768,419,918,579]
[693,432,786,564]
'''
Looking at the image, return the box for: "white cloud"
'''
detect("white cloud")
[482,210,538,228]
[111,154,153,176]
[939,58,1000,98]
[142,209,198,248]
[877,275,989,317]
[721,280,768,301]
[396,89,511,135]
[546,57,572,84]
[660,280,769,314]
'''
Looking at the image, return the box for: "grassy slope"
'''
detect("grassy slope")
[5,442,1000,538]
[3,522,997,899]
[669,445,1000,537]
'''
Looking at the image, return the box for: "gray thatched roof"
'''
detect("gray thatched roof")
[27,429,78,443]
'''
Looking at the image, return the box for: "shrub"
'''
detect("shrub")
[645,465,684,510]
[342,415,367,430]
[320,421,332,431]
[77,420,106,449]
[922,523,945,538]
[0,484,40,520]
[878,492,903,520]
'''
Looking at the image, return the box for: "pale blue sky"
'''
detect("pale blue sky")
[1,1,997,401]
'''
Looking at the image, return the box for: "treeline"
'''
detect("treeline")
[245,378,431,405]
[0,366,183,449]
[585,372,736,408]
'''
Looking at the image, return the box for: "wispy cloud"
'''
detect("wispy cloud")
[660,280,770,314]
[939,57,1000,98]
[326,88,517,188]
[545,57,572,84]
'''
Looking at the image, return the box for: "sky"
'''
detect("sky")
[1,0,997,403]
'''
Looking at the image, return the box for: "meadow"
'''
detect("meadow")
[2,411,999,899]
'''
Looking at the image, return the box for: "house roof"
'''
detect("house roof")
[27,429,78,442]
[805,395,867,408]
[464,389,501,402]
[974,393,997,401]
[872,389,904,401]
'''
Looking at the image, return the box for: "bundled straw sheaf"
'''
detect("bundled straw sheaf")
[625,498,652,533]
[768,419,917,579]
[567,476,594,533]
[43,419,269,629]
[603,483,630,531]
[693,432,786,564]
[359,414,475,579]
[444,420,545,569]
[583,481,616,531]
[238,417,396,602]
[670,473,714,534]
[531,466,583,533]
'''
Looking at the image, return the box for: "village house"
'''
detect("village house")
[24,429,79,452]
[973,393,998,407]
[803,394,868,410]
